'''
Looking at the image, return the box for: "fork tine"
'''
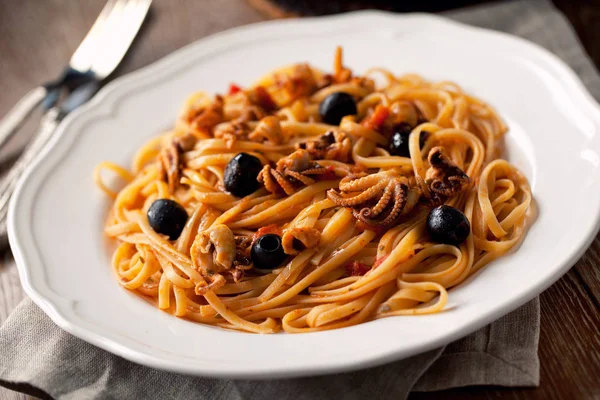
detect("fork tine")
[69,0,118,72]
[90,0,152,79]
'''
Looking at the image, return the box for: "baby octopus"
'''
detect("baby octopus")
[258,149,330,196]
[247,116,284,144]
[214,113,281,149]
[281,227,321,255]
[297,130,352,163]
[275,63,318,102]
[327,171,411,226]
[191,224,251,295]
[158,133,197,193]
[425,147,470,204]
[182,95,224,135]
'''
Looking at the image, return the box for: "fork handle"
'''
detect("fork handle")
[0,108,61,247]
[0,86,48,150]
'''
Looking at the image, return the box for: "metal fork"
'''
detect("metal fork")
[0,0,151,150]
[0,0,152,245]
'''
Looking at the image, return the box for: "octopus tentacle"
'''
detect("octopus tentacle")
[285,170,316,186]
[190,224,241,295]
[282,227,321,255]
[355,183,408,226]
[330,170,413,228]
[258,165,280,194]
[300,167,328,176]
[184,95,224,134]
[383,183,409,224]
[425,146,469,202]
[271,169,296,196]
[248,115,283,144]
[258,149,334,196]
[158,133,197,193]
[327,179,387,206]
[213,120,249,148]
[297,130,353,162]
[195,274,226,296]
[364,180,395,217]
[339,173,381,192]
[158,143,179,193]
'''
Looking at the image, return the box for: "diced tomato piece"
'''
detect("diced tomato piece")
[319,165,337,180]
[254,86,277,111]
[362,105,389,131]
[345,261,371,276]
[253,224,282,243]
[228,83,242,95]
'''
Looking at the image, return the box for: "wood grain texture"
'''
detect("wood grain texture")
[576,239,600,310]
[0,1,599,399]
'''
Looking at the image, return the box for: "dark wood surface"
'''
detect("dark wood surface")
[0,1,599,399]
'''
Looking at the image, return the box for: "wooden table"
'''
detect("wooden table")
[0,1,598,399]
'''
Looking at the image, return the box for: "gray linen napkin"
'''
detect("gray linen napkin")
[0,298,539,399]
[2,0,599,398]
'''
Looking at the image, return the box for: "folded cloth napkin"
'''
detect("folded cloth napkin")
[2,0,600,398]
[0,298,539,399]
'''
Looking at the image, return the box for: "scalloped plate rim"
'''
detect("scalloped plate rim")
[8,10,600,378]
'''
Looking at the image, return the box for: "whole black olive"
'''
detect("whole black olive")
[426,205,470,245]
[224,153,263,197]
[251,234,287,269]
[319,92,357,125]
[388,124,429,157]
[147,199,188,240]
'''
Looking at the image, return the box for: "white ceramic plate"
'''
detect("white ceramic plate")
[8,11,600,378]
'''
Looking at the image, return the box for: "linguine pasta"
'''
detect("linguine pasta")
[95,48,533,333]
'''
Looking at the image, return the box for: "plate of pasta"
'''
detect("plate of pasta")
[8,11,600,378]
